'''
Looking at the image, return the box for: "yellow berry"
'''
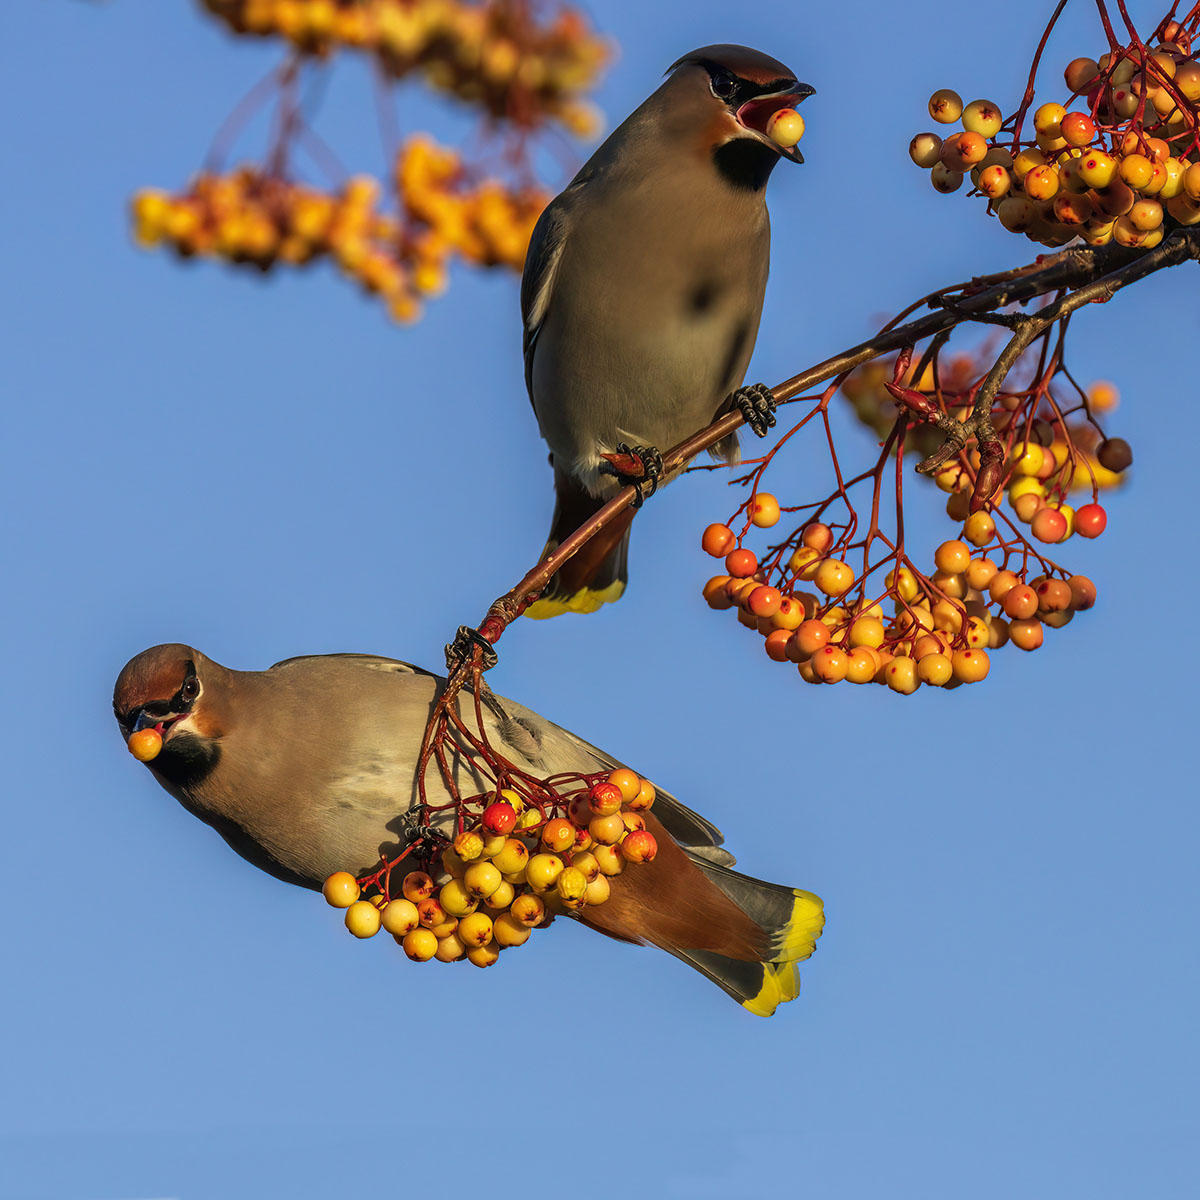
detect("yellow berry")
[344,900,382,939]
[322,871,361,909]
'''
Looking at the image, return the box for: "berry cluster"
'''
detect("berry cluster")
[131,138,548,322]
[910,16,1200,246]
[320,769,658,967]
[700,500,1101,694]
[841,353,1130,498]
[200,0,608,133]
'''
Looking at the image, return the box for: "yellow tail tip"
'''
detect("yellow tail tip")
[524,579,625,620]
[771,889,825,965]
[742,961,801,1017]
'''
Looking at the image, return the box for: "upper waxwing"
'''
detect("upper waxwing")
[114,644,824,1015]
[520,44,813,618]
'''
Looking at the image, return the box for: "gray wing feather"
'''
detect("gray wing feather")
[520,180,587,406]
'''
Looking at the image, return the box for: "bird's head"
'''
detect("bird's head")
[113,643,223,784]
[667,44,814,187]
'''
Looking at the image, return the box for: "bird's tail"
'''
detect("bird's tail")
[524,469,633,619]
[668,857,825,1017]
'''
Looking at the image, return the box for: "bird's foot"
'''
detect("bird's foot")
[397,810,441,849]
[444,625,499,673]
[730,382,777,437]
[598,443,664,509]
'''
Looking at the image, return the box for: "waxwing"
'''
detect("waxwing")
[521,44,813,617]
[114,644,824,1015]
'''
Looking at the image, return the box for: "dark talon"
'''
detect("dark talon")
[731,382,777,437]
[598,443,664,509]
[444,625,499,672]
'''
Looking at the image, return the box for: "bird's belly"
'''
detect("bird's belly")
[533,291,756,492]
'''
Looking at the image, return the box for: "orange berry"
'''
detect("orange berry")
[1059,111,1095,146]
[815,559,854,596]
[1003,584,1038,620]
[725,548,758,578]
[748,585,782,618]
[792,619,830,657]
[963,512,995,547]
[885,656,919,695]
[588,814,626,846]
[845,646,881,684]
[629,777,656,811]
[810,645,849,684]
[917,653,953,686]
[952,649,990,683]
[607,768,642,803]
[966,557,998,590]
[750,493,781,527]
[1031,507,1068,544]
[703,576,734,609]
[802,523,834,552]
[401,928,438,961]
[765,628,792,662]
[934,539,970,574]
[1068,575,1097,610]
[1008,619,1044,651]
[322,871,361,909]
[702,523,736,557]
[127,728,163,762]
[621,830,658,863]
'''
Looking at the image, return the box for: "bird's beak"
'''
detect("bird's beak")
[132,710,159,734]
[737,81,815,164]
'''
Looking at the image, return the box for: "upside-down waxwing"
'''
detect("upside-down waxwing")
[114,644,824,1015]
[521,44,813,618]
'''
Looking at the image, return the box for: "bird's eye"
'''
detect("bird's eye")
[710,71,737,100]
[181,676,199,704]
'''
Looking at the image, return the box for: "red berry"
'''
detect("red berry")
[1074,503,1107,538]
[481,802,517,835]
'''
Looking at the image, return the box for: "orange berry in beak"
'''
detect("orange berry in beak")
[128,728,163,762]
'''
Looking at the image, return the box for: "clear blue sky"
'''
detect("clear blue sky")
[3,2,1196,1197]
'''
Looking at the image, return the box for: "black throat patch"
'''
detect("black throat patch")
[713,139,778,193]
[151,733,221,791]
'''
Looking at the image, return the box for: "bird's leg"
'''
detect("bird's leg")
[598,443,664,509]
[729,382,777,437]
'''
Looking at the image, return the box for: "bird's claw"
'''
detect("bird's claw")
[599,443,664,509]
[445,625,499,673]
[731,383,777,437]
[397,810,440,848]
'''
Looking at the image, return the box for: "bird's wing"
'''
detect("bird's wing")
[495,699,730,857]
[267,653,437,679]
[520,177,588,407]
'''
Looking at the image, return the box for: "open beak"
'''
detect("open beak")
[738,81,815,163]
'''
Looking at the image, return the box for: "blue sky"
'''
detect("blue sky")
[3,2,1197,1197]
